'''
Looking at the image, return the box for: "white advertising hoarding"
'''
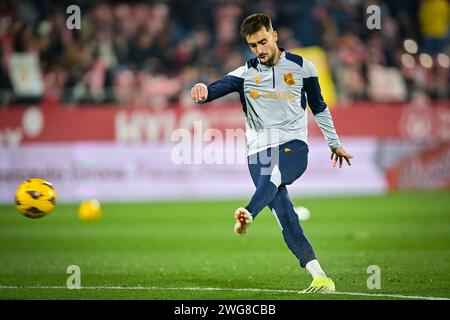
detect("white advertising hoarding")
[0,138,386,203]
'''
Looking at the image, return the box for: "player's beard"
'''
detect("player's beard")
[260,47,279,66]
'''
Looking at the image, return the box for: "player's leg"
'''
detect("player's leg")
[269,187,335,293]
[233,149,271,236]
[246,139,308,217]
[268,186,316,267]
[234,140,308,235]
[244,163,279,218]
[266,143,329,278]
[236,139,335,292]
[234,145,279,235]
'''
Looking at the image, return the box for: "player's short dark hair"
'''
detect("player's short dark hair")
[239,13,273,38]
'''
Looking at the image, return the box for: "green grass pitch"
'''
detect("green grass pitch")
[0,191,449,300]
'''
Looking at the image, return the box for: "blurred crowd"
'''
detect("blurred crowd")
[0,0,449,108]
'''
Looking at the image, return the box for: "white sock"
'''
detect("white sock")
[305,260,327,279]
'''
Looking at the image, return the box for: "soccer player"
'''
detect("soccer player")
[191,13,352,293]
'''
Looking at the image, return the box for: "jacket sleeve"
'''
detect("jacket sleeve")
[203,65,246,103]
[204,75,244,103]
[303,60,341,149]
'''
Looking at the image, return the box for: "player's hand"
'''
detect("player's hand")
[191,83,208,103]
[331,146,353,168]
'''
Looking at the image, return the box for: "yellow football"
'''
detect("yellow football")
[78,199,102,222]
[15,178,56,219]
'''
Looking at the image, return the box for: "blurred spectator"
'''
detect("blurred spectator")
[0,0,448,108]
[419,0,449,54]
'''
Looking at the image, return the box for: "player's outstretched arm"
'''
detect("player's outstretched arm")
[191,67,245,104]
[331,146,353,168]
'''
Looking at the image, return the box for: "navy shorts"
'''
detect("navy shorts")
[247,139,309,187]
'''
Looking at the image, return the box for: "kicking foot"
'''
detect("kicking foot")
[299,277,335,294]
[233,207,253,237]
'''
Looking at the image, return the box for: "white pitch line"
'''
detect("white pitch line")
[0,285,449,300]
